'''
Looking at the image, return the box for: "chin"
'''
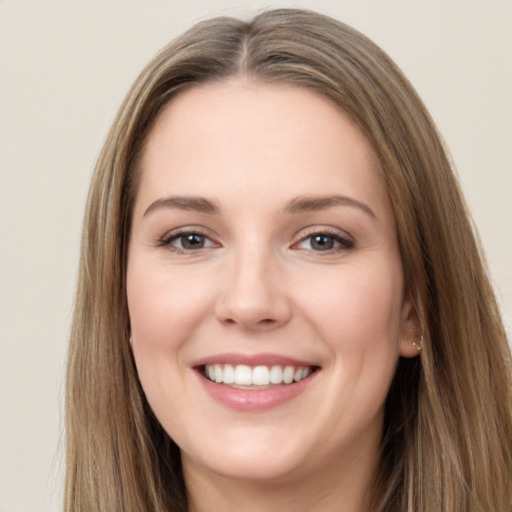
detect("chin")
[181,430,311,484]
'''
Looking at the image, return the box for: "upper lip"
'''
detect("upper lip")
[191,352,319,368]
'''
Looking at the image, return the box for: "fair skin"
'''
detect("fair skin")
[127,80,419,512]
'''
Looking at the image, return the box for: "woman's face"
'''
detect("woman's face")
[127,81,418,486]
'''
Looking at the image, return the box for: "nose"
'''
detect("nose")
[214,246,292,331]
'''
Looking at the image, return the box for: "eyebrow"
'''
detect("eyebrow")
[143,196,220,216]
[284,195,376,219]
[142,194,376,219]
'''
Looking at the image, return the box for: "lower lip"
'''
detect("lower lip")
[196,371,318,412]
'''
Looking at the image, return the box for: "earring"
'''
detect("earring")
[412,334,424,352]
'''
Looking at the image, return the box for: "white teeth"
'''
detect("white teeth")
[204,364,314,386]
[295,367,310,381]
[252,366,270,385]
[223,364,235,384]
[283,366,294,384]
[214,364,223,383]
[234,365,252,385]
[269,365,283,384]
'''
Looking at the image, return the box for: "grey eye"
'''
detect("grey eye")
[295,232,353,252]
[180,234,207,250]
[310,234,335,251]
[164,232,217,251]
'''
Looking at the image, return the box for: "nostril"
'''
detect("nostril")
[223,318,274,326]
[215,292,292,329]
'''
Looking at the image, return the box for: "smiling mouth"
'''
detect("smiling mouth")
[202,364,318,388]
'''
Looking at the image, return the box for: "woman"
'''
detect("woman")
[65,8,512,512]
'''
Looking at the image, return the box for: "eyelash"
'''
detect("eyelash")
[293,228,354,254]
[159,230,218,253]
[158,228,354,254]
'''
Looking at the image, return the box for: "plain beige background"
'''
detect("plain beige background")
[0,1,510,511]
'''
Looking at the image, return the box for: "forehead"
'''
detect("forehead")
[135,80,391,220]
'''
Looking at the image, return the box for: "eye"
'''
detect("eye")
[294,231,353,252]
[161,231,217,252]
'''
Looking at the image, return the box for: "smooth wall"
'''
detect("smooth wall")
[1,1,510,511]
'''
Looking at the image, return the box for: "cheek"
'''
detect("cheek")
[298,261,404,353]
[127,259,213,348]
[294,258,405,421]
[126,258,215,408]
[317,265,404,407]
[126,260,209,425]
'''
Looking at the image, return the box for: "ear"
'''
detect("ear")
[398,297,422,358]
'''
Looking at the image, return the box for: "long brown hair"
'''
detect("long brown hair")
[65,8,512,511]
